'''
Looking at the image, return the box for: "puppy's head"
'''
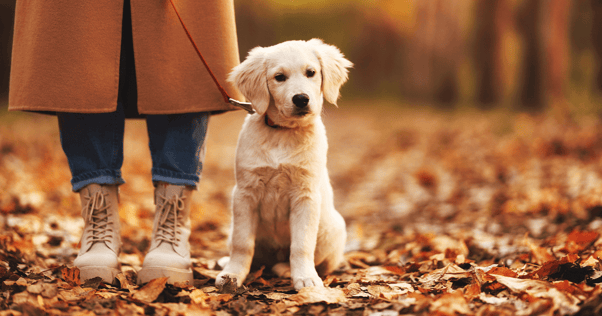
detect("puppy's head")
[228,39,352,126]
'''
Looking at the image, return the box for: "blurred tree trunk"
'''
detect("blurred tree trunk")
[544,0,571,119]
[517,0,572,115]
[473,0,512,108]
[517,0,544,110]
[408,0,466,107]
[593,0,602,92]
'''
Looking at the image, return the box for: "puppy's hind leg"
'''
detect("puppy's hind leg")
[271,262,291,278]
[316,209,346,276]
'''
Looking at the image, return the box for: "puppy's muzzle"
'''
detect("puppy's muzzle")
[293,94,310,115]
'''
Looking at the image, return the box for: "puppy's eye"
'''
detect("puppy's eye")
[275,74,287,82]
[306,69,316,78]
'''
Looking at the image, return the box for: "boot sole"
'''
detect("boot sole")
[137,266,194,285]
[79,266,120,285]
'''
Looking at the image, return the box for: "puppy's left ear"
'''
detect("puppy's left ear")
[309,38,353,105]
[228,46,270,115]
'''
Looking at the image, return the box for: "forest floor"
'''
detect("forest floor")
[2,103,602,315]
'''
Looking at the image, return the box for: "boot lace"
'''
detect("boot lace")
[155,192,186,245]
[82,190,114,245]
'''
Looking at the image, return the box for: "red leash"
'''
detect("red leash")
[168,0,255,114]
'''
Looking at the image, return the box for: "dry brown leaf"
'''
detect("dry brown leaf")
[115,297,145,315]
[244,265,265,286]
[492,274,580,315]
[27,281,58,298]
[189,289,210,307]
[580,255,600,268]
[464,282,481,301]
[487,266,518,278]
[429,291,471,315]
[58,286,96,302]
[116,273,136,293]
[132,277,168,303]
[193,267,220,280]
[527,255,579,279]
[564,230,600,253]
[383,265,406,275]
[207,293,233,302]
[526,238,555,264]
[61,267,81,286]
[288,287,347,305]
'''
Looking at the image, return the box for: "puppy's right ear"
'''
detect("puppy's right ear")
[228,47,270,115]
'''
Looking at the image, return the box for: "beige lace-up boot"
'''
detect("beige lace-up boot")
[137,183,194,284]
[73,184,121,284]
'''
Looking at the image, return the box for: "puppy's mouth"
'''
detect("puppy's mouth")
[293,109,311,117]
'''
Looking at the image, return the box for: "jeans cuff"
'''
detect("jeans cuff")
[72,170,126,192]
[151,168,199,189]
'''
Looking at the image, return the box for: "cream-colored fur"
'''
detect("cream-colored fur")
[215,39,352,290]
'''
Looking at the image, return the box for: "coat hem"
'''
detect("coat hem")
[8,105,241,117]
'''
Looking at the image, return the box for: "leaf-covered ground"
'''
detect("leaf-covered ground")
[2,104,602,315]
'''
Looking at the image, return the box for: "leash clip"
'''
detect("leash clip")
[229,98,255,114]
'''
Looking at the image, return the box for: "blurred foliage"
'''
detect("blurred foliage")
[1,0,602,112]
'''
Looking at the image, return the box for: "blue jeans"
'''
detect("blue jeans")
[57,0,209,192]
[58,107,209,192]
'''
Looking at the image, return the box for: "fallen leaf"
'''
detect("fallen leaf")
[116,273,137,293]
[288,287,347,305]
[132,277,168,303]
[189,289,209,307]
[58,286,96,302]
[487,266,518,278]
[526,238,555,264]
[193,267,220,280]
[429,291,471,315]
[244,266,265,286]
[464,282,481,301]
[565,230,599,253]
[61,267,81,286]
[383,265,405,275]
[492,274,580,315]
[581,255,600,268]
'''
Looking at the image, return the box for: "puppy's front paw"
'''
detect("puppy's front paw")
[216,271,245,292]
[292,273,324,290]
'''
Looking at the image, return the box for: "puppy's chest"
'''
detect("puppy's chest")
[242,161,313,222]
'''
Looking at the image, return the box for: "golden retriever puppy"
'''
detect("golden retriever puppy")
[216,39,352,290]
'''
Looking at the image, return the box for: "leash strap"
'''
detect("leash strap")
[168,0,255,114]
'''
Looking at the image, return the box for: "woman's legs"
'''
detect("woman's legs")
[58,0,210,284]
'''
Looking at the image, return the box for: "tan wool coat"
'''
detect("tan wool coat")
[8,0,243,115]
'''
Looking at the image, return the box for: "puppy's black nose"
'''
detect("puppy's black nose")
[292,94,310,108]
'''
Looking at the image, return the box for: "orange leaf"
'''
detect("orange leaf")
[488,266,518,278]
[529,260,561,279]
[244,265,265,286]
[559,254,579,264]
[132,277,168,303]
[563,230,600,254]
[567,230,599,246]
[527,239,555,264]
[383,265,406,275]
[61,267,81,286]
[553,280,580,296]
[464,282,481,301]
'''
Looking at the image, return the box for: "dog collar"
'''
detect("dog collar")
[264,115,281,129]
